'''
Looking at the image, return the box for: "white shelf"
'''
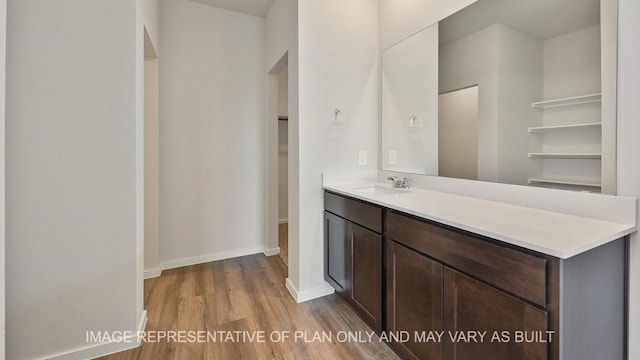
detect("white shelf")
[528,122,602,133]
[528,153,602,159]
[532,93,602,109]
[528,178,601,188]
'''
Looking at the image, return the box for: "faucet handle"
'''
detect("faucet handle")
[387,176,400,188]
[401,177,410,189]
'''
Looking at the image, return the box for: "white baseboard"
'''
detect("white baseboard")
[285,278,334,303]
[40,310,147,360]
[160,246,265,271]
[278,219,288,224]
[144,267,162,279]
[263,247,281,256]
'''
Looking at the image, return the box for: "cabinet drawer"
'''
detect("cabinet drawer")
[386,211,547,307]
[324,191,382,233]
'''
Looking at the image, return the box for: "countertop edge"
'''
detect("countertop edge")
[323,184,637,259]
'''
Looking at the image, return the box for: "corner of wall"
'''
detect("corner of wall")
[40,311,147,360]
[285,278,334,303]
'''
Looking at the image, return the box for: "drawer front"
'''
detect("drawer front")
[386,211,547,307]
[324,191,382,233]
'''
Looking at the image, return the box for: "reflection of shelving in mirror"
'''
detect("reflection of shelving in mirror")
[531,93,602,109]
[528,153,601,159]
[528,90,603,191]
[528,178,601,188]
[528,122,601,133]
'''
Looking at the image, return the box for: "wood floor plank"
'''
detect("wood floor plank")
[97,254,399,360]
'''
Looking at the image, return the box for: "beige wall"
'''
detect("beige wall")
[439,86,478,180]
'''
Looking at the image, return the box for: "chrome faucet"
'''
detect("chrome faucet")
[387,176,410,189]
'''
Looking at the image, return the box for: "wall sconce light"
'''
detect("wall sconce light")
[408,114,423,128]
[333,108,345,124]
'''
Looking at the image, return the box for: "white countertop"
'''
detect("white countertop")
[324,182,637,259]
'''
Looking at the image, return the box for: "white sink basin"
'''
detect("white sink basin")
[349,184,412,196]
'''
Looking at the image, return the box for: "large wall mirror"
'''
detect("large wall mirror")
[381,0,617,194]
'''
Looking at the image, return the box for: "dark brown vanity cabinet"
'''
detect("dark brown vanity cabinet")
[324,211,349,297]
[443,268,548,360]
[386,211,549,360]
[324,191,383,332]
[324,191,626,360]
[386,240,443,360]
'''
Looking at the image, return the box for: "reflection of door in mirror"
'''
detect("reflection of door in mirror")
[439,86,478,180]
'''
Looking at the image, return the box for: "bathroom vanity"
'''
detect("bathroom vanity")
[323,182,635,360]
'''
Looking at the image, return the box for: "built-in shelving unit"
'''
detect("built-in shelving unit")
[529,93,603,191]
[528,178,601,188]
[531,93,601,109]
[528,153,601,159]
[528,122,602,133]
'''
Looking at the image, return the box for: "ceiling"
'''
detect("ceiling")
[190,0,275,17]
[440,0,600,45]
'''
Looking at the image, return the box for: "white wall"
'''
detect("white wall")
[144,56,160,276]
[495,25,543,185]
[142,0,160,55]
[266,0,296,74]
[379,0,476,50]
[278,69,289,222]
[294,0,379,299]
[600,0,617,195]
[265,0,298,286]
[439,24,499,182]
[0,0,5,358]
[617,0,640,356]
[6,0,140,359]
[381,24,439,174]
[159,0,266,268]
[278,68,289,117]
[439,24,542,185]
[543,24,601,100]
[278,121,289,222]
[539,25,602,186]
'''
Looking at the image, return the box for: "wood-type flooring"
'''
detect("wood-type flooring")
[97,254,398,360]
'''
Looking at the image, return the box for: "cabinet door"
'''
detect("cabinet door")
[386,240,444,360]
[324,211,349,298]
[349,222,382,332]
[443,268,548,360]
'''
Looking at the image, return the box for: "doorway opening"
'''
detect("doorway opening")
[277,67,289,266]
[265,50,291,279]
[438,85,479,180]
[144,28,160,278]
